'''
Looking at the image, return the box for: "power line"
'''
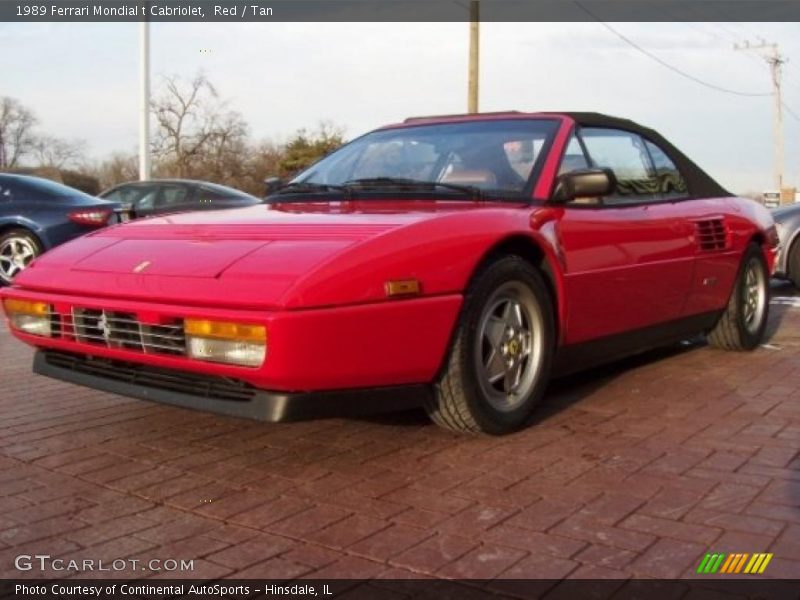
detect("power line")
[673,23,800,119]
[706,22,748,44]
[649,1,800,104]
[784,102,800,122]
[700,13,765,45]
[575,2,772,98]
[634,0,710,40]
[779,61,800,97]
[673,0,749,42]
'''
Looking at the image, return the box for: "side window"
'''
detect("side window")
[107,186,158,208]
[580,128,659,205]
[101,189,124,202]
[558,134,589,175]
[136,189,159,210]
[645,140,688,199]
[197,187,229,204]
[158,185,191,208]
[102,188,141,203]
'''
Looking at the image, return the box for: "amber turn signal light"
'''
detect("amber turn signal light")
[385,279,421,297]
[3,298,49,316]
[184,319,266,343]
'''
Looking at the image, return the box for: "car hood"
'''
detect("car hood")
[13,202,524,310]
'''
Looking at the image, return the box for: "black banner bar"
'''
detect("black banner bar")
[3,579,800,600]
[1,0,800,23]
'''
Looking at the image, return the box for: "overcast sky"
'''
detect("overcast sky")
[1,21,799,193]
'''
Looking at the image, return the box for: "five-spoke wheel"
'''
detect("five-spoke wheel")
[425,255,554,435]
[742,255,767,336]
[708,242,769,350]
[0,230,41,285]
[475,282,546,413]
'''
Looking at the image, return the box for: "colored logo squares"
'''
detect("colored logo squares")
[697,552,773,575]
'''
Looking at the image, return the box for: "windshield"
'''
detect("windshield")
[292,119,559,196]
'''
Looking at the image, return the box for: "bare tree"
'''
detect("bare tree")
[32,135,86,169]
[0,97,38,169]
[195,111,249,186]
[89,152,138,189]
[151,73,248,180]
[232,139,284,196]
[0,77,350,196]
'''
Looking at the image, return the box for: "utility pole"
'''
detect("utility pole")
[735,40,786,191]
[139,20,151,181]
[467,0,479,113]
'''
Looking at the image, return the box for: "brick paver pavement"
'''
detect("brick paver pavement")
[0,285,798,582]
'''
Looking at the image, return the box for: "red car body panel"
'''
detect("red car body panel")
[0,112,778,416]
[12,204,557,311]
[7,289,461,390]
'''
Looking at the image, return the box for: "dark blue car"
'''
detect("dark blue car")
[0,174,121,285]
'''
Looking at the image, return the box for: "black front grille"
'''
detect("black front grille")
[43,351,256,402]
[70,308,185,355]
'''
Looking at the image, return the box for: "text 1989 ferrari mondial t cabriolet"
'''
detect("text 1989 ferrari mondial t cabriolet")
[1,112,778,434]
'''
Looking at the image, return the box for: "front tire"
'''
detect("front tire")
[707,243,769,351]
[0,229,42,286]
[425,256,555,435]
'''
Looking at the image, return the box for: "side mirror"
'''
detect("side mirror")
[263,176,284,197]
[551,168,616,204]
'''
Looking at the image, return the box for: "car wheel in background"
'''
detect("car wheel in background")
[789,239,800,290]
[0,229,42,285]
[707,242,769,351]
[426,255,555,435]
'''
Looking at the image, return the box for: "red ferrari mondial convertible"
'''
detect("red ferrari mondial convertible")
[1,113,778,434]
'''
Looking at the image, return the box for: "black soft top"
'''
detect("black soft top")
[564,112,731,199]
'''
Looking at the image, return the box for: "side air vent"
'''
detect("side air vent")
[694,218,728,252]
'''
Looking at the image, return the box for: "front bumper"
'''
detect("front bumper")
[2,288,462,392]
[35,350,429,421]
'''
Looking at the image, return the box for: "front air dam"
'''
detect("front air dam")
[33,350,430,421]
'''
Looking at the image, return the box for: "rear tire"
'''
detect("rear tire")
[425,255,555,435]
[0,229,42,286]
[788,239,800,290]
[707,243,769,351]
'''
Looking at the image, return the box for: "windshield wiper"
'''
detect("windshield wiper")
[342,177,484,200]
[270,182,352,197]
[268,178,492,202]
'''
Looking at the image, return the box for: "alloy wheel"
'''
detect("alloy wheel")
[743,256,766,335]
[474,281,545,412]
[0,236,37,282]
